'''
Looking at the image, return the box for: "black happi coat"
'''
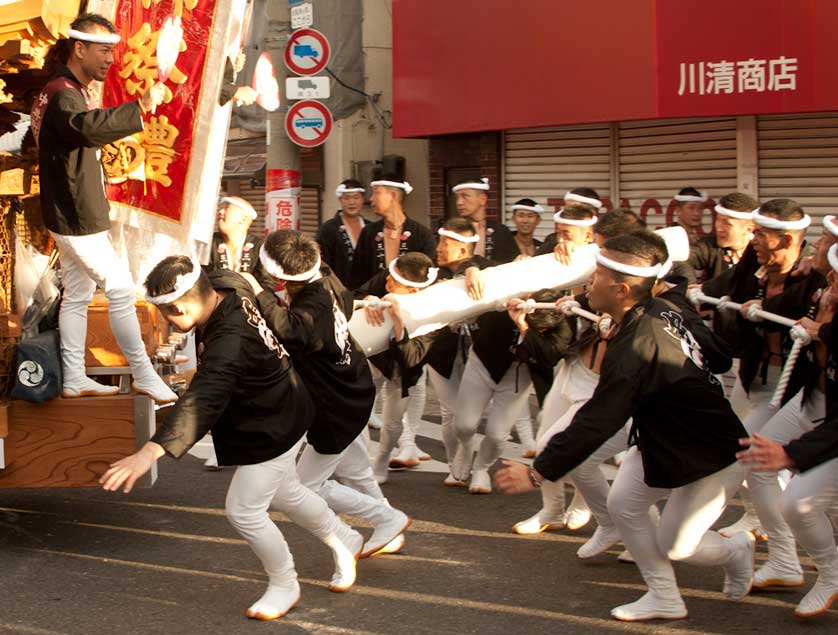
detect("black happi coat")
[379,328,448,397]
[255,266,375,454]
[535,295,745,489]
[784,312,838,472]
[207,231,264,274]
[509,231,542,258]
[151,278,313,466]
[703,244,808,393]
[511,320,574,407]
[316,211,366,287]
[36,66,144,236]
[421,259,487,379]
[686,235,741,285]
[570,279,732,376]
[352,269,428,394]
[762,270,829,405]
[348,217,436,289]
[482,220,518,264]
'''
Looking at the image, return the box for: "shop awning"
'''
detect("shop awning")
[392,0,838,137]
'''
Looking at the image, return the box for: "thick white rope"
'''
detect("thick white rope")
[687,289,811,408]
[524,299,613,335]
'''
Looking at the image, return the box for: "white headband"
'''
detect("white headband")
[259,245,321,281]
[823,215,838,237]
[714,204,754,221]
[512,204,544,214]
[388,259,438,289]
[438,227,479,244]
[829,244,838,273]
[67,29,121,45]
[595,250,669,279]
[336,184,366,198]
[674,191,708,203]
[145,259,203,305]
[370,180,413,195]
[553,208,597,227]
[452,177,489,193]
[220,196,257,220]
[752,209,812,231]
[564,192,603,209]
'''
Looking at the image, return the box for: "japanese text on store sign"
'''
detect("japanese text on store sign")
[677,56,798,96]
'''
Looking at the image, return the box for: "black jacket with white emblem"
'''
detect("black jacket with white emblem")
[534,295,746,489]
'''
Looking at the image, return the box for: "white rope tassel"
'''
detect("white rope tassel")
[524,299,613,335]
[687,289,743,312]
[770,325,812,408]
[687,290,810,409]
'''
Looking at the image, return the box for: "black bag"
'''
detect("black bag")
[10,330,62,403]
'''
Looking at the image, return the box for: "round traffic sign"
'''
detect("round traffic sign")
[284,28,330,76]
[285,100,333,147]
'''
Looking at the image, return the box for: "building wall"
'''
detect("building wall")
[428,132,502,228]
[322,0,430,225]
[432,113,838,242]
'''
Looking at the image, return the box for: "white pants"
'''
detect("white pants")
[781,457,838,568]
[399,367,427,449]
[608,447,745,599]
[746,388,826,575]
[727,364,782,523]
[535,358,599,520]
[454,355,532,472]
[370,365,427,459]
[569,425,630,531]
[427,354,465,464]
[298,435,390,522]
[51,230,154,382]
[729,364,781,422]
[225,439,339,585]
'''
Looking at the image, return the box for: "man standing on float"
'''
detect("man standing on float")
[33,13,176,402]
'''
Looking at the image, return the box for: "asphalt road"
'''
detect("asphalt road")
[0,411,834,635]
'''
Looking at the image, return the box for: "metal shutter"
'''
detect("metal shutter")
[503,124,612,241]
[618,117,738,230]
[299,186,321,237]
[758,112,838,239]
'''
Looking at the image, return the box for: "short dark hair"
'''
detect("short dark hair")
[513,198,539,210]
[455,177,489,197]
[601,231,668,301]
[677,187,703,199]
[525,288,563,331]
[70,13,118,35]
[442,216,477,236]
[755,198,807,241]
[377,173,406,203]
[569,187,601,201]
[757,198,805,221]
[340,178,364,190]
[394,252,434,283]
[263,229,320,277]
[558,203,596,222]
[718,192,758,213]
[594,208,645,239]
[145,256,212,306]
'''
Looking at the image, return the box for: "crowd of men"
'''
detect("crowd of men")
[37,12,838,625]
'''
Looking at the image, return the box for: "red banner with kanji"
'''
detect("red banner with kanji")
[102,0,214,223]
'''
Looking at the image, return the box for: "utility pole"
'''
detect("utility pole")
[264,1,301,232]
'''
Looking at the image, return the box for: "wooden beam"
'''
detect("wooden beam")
[0,394,157,489]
